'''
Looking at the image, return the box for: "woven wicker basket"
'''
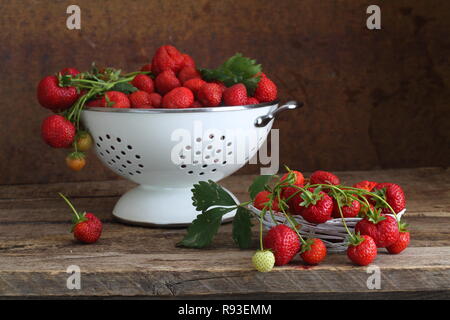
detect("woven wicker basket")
[249,205,406,252]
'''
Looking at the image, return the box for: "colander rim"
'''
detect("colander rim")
[82,99,280,113]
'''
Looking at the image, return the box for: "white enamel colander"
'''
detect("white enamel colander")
[81,100,301,227]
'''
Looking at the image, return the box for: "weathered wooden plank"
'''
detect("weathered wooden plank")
[0,247,449,297]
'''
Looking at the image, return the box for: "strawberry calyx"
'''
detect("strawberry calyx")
[348,232,365,247]
[398,221,409,233]
[372,187,388,208]
[67,151,85,160]
[365,208,386,224]
[299,187,323,208]
[300,238,315,253]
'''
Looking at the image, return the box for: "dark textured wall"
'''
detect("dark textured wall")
[0,0,449,184]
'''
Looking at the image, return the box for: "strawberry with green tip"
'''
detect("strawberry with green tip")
[66,152,86,171]
[347,234,377,266]
[300,238,327,265]
[296,188,334,223]
[355,209,400,247]
[74,131,93,152]
[59,193,102,244]
[41,115,76,148]
[252,250,275,272]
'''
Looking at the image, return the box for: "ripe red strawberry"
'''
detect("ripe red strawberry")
[181,53,196,68]
[149,92,162,108]
[129,91,151,108]
[353,180,377,192]
[86,98,103,107]
[347,235,377,266]
[355,210,400,247]
[299,189,334,223]
[246,97,259,105]
[281,186,303,215]
[253,191,279,212]
[37,75,79,112]
[99,91,130,108]
[386,223,410,254]
[141,64,152,72]
[151,45,185,75]
[191,100,203,108]
[372,183,406,214]
[281,170,305,186]
[212,80,227,93]
[310,170,340,185]
[155,70,181,95]
[131,74,154,93]
[41,115,76,148]
[59,193,102,244]
[162,87,194,109]
[223,84,248,106]
[332,194,361,218]
[184,78,206,97]
[263,225,300,266]
[178,66,201,84]
[254,76,277,102]
[60,67,80,77]
[198,83,223,107]
[300,238,327,265]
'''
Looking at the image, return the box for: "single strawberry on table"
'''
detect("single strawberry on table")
[386,222,410,254]
[59,193,102,244]
[41,115,76,148]
[355,209,400,248]
[300,238,327,265]
[252,250,275,272]
[347,234,377,266]
[263,224,300,266]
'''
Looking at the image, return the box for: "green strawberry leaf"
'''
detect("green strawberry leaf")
[177,206,236,248]
[232,207,253,249]
[248,175,274,200]
[200,53,262,94]
[191,180,237,212]
[110,82,138,94]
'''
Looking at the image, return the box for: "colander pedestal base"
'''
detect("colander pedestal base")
[112,185,238,227]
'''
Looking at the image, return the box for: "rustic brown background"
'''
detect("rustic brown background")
[0,0,449,185]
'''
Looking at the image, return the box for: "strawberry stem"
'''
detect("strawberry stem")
[58,193,80,221]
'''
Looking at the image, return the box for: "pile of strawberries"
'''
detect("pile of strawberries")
[251,169,409,272]
[36,45,278,171]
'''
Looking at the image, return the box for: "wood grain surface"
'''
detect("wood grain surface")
[0,0,449,184]
[0,168,449,298]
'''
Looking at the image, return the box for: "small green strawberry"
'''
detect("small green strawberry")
[252,250,275,272]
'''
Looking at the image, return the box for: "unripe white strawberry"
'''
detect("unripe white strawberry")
[252,250,275,272]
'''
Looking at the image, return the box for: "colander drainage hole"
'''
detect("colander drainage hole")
[222,161,227,165]
[185,145,191,150]
[122,164,127,168]
[121,151,126,155]
[100,152,104,157]
[202,164,207,168]
[98,136,103,142]
[116,138,121,143]
[136,170,141,174]
[127,160,132,164]
[135,155,141,159]
[116,155,120,160]
[212,169,217,172]
[111,159,116,163]
[106,150,110,154]
[196,137,202,143]
[96,143,101,147]
[138,164,144,168]
[199,172,205,176]
[181,165,186,169]
[127,145,133,150]
[106,134,111,140]
[129,172,133,176]
[220,136,226,140]
[110,146,115,150]
[188,171,194,175]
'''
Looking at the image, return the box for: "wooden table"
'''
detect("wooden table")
[1,167,449,299]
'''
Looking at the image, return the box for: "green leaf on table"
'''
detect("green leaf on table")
[177,206,236,248]
[232,207,253,249]
[248,175,274,200]
[191,180,237,212]
[200,53,262,94]
[110,82,138,94]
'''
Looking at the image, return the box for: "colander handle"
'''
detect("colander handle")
[254,101,303,127]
